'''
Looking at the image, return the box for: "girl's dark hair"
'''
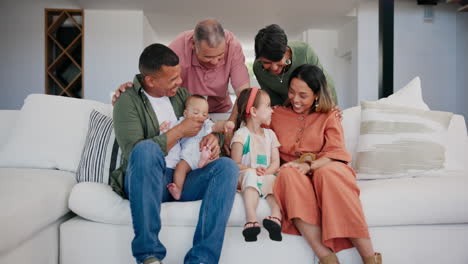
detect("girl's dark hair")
[235,88,265,129]
[254,24,288,62]
[287,64,334,113]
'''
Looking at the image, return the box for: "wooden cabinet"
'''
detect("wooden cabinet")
[45,9,84,98]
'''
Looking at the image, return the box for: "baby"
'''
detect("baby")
[163,95,234,200]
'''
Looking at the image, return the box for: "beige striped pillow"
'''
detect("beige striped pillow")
[355,101,453,179]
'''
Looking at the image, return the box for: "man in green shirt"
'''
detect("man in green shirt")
[111,43,238,264]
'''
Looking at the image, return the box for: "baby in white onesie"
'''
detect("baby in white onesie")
[163,95,234,200]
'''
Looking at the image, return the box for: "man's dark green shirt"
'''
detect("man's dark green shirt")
[110,74,190,198]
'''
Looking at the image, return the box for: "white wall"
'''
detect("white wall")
[357,0,379,103]
[394,1,458,113]
[84,10,145,103]
[0,0,80,110]
[456,12,468,119]
[337,19,358,109]
[301,29,350,108]
[143,14,158,48]
[355,0,467,119]
[302,29,339,86]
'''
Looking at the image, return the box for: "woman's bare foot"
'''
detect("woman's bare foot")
[198,146,212,168]
[167,183,182,200]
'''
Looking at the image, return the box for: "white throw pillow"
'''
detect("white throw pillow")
[68,182,131,225]
[0,94,112,172]
[355,101,453,179]
[341,76,430,165]
[377,76,429,110]
[76,110,122,184]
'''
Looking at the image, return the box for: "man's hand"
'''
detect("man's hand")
[280,161,310,175]
[200,134,220,160]
[332,105,343,121]
[224,121,235,133]
[111,82,132,105]
[176,118,204,138]
[223,131,233,156]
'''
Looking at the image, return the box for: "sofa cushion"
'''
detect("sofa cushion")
[342,106,361,167]
[342,76,430,162]
[445,115,468,172]
[0,110,19,149]
[68,182,278,226]
[377,76,429,111]
[69,182,131,225]
[359,173,468,226]
[0,94,112,172]
[0,168,76,254]
[69,172,468,228]
[76,110,122,184]
[355,101,453,179]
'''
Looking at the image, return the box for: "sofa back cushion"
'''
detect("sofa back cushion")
[341,76,430,164]
[76,110,122,184]
[0,110,19,148]
[0,94,111,172]
[355,101,453,179]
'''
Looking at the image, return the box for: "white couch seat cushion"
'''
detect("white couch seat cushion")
[69,172,468,228]
[68,182,274,226]
[0,168,76,254]
[359,172,468,226]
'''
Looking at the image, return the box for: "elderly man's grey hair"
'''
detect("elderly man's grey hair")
[193,19,225,48]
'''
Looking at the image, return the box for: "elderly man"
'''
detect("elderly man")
[111,43,238,264]
[114,19,250,113]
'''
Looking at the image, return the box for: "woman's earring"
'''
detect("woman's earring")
[314,98,319,112]
[285,59,291,65]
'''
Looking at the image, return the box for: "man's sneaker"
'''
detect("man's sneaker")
[143,257,163,264]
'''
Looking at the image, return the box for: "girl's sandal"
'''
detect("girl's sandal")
[263,216,282,241]
[242,221,261,242]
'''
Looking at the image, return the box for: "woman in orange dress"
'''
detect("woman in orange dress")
[270,64,381,264]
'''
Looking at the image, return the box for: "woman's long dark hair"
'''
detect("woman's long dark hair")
[286,64,334,113]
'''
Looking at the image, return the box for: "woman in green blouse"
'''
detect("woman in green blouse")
[253,24,337,106]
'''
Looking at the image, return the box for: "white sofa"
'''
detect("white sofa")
[1,82,468,264]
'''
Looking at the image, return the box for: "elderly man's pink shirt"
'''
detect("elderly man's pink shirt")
[169,30,249,113]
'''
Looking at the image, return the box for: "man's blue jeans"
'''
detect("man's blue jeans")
[124,140,239,264]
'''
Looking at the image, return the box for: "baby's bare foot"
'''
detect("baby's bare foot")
[167,183,181,200]
[198,146,212,168]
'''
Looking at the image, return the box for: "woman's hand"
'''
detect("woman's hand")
[280,161,310,175]
[112,82,132,105]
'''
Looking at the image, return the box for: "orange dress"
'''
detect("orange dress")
[270,106,370,253]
